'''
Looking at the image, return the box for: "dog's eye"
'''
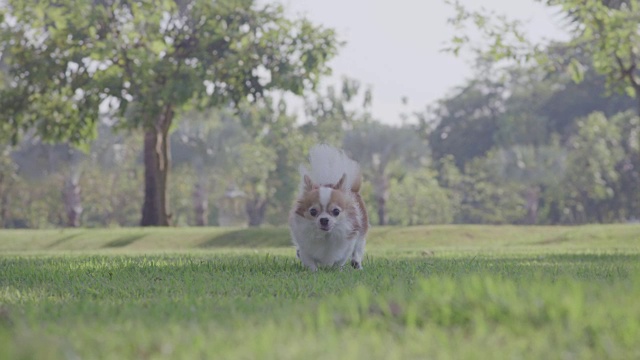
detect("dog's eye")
[332,208,341,217]
[309,208,318,217]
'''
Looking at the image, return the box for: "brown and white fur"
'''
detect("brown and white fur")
[289,145,369,271]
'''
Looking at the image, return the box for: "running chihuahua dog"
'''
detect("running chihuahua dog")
[289,145,369,271]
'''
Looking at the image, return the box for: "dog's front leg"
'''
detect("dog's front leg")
[351,235,366,270]
[298,251,318,272]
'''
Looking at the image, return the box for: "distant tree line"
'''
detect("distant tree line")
[1,0,639,228]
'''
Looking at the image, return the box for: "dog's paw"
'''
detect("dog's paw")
[350,259,363,270]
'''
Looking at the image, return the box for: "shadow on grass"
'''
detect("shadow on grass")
[533,235,571,246]
[103,234,146,248]
[46,233,82,249]
[199,228,291,248]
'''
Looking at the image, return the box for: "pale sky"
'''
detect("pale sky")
[277,0,568,125]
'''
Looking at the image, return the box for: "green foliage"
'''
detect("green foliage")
[0,147,18,227]
[484,145,566,187]
[567,112,624,201]
[170,99,308,227]
[236,142,277,198]
[345,122,428,174]
[302,77,371,145]
[529,59,636,137]
[6,176,66,228]
[0,128,142,228]
[235,99,307,226]
[426,58,635,171]
[1,0,340,226]
[456,158,527,224]
[545,0,640,99]
[425,76,503,168]
[171,110,250,226]
[81,164,143,227]
[445,0,640,112]
[387,169,456,225]
[3,0,640,229]
[78,127,143,227]
[343,121,430,225]
[545,111,640,223]
[429,151,530,225]
[0,0,340,141]
[424,36,639,225]
[261,102,309,225]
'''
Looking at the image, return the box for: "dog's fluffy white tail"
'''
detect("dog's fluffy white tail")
[299,144,361,193]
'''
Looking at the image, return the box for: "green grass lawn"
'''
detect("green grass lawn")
[1,225,640,359]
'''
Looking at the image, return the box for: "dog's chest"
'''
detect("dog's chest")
[296,221,355,265]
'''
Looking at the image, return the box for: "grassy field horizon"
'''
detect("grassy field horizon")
[1,225,640,359]
[1,224,639,253]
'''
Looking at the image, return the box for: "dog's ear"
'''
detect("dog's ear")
[295,201,306,217]
[350,172,362,193]
[303,175,314,192]
[335,173,347,190]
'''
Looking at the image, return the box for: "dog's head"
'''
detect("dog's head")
[294,173,350,232]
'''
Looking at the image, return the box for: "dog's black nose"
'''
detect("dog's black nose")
[319,218,329,226]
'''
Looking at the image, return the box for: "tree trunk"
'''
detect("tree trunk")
[0,175,8,228]
[193,181,208,226]
[192,155,208,226]
[62,175,82,227]
[246,197,267,227]
[374,175,389,226]
[635,92,640,221]
[140,107,174,226]
[525,186,540,225]
[61,147,83,228]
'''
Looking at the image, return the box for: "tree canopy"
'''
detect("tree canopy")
[1,0,338,142]
[0,0,340,225]
[446,0,640,112]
